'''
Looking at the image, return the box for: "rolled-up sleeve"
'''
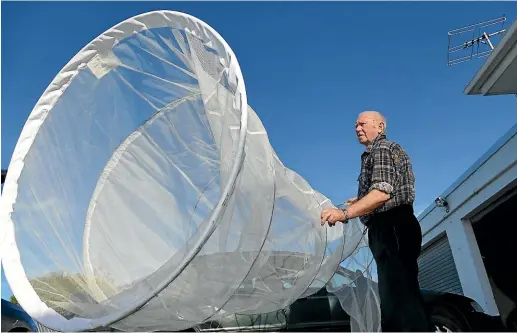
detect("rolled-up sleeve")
[369,147,397,196]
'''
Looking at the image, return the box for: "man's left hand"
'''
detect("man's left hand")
[321,208,348,226]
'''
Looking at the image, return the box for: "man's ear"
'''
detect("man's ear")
[378,121,385,134]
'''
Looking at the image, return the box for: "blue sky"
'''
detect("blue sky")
[2,2,516,300]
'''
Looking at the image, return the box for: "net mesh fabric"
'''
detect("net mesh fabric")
[1,11,381,332]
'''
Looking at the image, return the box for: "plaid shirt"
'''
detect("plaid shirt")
[357,134,415,225]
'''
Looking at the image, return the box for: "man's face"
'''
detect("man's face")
[355,113,382,146]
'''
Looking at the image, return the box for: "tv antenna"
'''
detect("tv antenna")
[447,15,507,66]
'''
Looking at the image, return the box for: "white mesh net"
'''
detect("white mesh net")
[1,10,381,332]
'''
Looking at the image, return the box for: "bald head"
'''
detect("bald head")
[355,110,387,146]
[359,111,386,127]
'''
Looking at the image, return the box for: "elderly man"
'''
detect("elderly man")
[321,111,431,332]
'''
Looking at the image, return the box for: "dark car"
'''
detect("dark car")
[186,267,504,332]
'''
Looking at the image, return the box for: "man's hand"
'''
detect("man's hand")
[321,208,348,226]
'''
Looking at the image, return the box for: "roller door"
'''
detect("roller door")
[418,234,463,295]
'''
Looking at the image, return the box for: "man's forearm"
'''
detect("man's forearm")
[345,189,389,220]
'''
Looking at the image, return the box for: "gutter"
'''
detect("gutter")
[464,17,517,95]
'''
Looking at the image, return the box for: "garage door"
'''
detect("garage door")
[418,233,463,295]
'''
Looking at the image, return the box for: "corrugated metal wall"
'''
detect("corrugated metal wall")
[418,233,463,295]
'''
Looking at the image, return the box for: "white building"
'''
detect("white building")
[417,16,517,329]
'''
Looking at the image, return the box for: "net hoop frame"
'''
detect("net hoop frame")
[0,10,248,332]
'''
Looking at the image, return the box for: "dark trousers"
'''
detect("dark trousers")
[367,205,432,332]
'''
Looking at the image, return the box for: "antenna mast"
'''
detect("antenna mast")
[447,16,507,66]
